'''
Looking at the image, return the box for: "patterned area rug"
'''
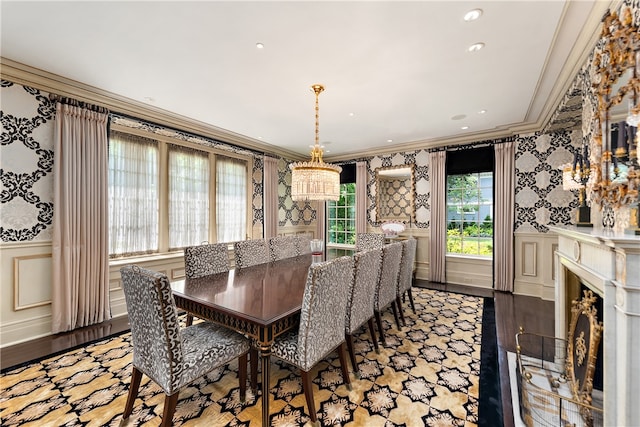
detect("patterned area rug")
[1,288,483,426]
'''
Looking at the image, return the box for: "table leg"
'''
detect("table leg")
[260,344,271,426]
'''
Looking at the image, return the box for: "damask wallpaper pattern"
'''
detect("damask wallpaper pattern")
[0,81,55,242]
[0,80,583,243]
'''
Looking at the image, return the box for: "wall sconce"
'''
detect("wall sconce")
[562,146,593,227]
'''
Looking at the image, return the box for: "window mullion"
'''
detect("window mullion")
[158,141,170,252]
[210,153,217,243]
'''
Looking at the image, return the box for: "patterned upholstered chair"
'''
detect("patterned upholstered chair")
[268,236,298,261]
[233,238,270,268]
[120,265,251,427]
[345,248,383,375]
[271,256,354,425]
[184,242,230,326]
[373,242,403,346]
[396,238,417,325]
[355,232,385,252]
[295,234,313,255]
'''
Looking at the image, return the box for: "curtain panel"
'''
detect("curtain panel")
[428,151,446,283]
[356,161,368,234]
[216,156,247,243]
[494,141,515,292]
[264,156,278,239]
[52,102,111,333]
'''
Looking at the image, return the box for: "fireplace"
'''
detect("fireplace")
[550,226,640,427]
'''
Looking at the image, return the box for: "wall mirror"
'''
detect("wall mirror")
[375,165,415,223]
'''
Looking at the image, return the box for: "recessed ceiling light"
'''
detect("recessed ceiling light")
[451,114,467,120]
[387,139,393,143]
[468,42,485,52]
[478,109,487,114]
[256,42,264,49]
[464,9,483,22]
[461,126,470,130]
[349,112,355,117]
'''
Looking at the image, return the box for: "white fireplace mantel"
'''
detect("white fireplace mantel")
[549,226,640,427]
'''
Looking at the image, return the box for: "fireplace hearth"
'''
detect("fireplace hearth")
[550,226,640,427]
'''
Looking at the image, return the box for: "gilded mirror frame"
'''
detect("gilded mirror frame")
[375,164,415,223]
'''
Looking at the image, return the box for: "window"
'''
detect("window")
[168,145,210,249]
[327,183,356,246]
[446,172,493,256]
[108,132,159,257]
[108,129,250,258]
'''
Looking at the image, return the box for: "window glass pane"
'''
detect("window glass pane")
[327,182,356,245]
[108,132,159,257]
[446,172,493,257]
[169,146,209,249]
[216,155,247,243]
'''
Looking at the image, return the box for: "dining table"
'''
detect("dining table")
[171,253,319,426]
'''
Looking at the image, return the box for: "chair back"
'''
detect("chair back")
[375,242,402,310]
[184,242,229,278]
[346,248,383,334]
[398,238,417,294]
[120,265,183,394]
[297,256,354,371]
[268,236,298,261]
[356,232,385,252]
[234,239,269,268]
[295,234,313,255]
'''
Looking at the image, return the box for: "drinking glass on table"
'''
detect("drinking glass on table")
[310,239,324,263]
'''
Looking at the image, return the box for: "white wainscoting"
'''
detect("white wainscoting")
[514,231,558,300]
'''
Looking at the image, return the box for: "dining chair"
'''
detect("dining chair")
[397,238,417,325]
[295,234,313,255]
[271,256,354,425]
[355,232,385,252]
[268,235,298,261]
[345,248,383,376]
[183,242,230,326]
[373,242,403,346]
[120,265,251,427]
[234,238,270,268]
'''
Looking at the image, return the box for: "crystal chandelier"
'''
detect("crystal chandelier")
[289,84,342,201]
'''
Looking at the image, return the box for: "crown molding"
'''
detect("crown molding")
[0,57,307,161]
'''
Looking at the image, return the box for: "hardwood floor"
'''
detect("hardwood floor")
[0,280,554,427]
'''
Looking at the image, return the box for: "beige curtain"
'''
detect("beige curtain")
[315,201,326,241]
[494,141,515,292]
[264,156,278,238]
[429,150,446,283]
[356,161,368,234]
[52,102,110,333]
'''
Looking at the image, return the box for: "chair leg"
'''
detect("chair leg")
[397,295,407,326]
[301,370,317,424]
[250,347,258,392]
[160,393,179,427]
[408,288,416,314]
[238,353,248,402]
[367,318,380,354]
[337,342,352,389]
[391,301,402,330]
[345,333,359,378]
[123,366,143,419]
[375,310,386,346]
[185,313,194,327]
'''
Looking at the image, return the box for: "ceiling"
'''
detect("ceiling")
[1,1,609,160]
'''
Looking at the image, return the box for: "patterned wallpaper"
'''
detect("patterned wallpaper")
[0,81,267,242]
[277,157,316,226]
[363,130,581,233]
[378,177,413,220]
[0,81,55,242]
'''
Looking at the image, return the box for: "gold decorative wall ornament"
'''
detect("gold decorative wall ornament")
[590,6,640,219]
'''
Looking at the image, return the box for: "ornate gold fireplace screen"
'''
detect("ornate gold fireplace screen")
[515,291,603,426]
